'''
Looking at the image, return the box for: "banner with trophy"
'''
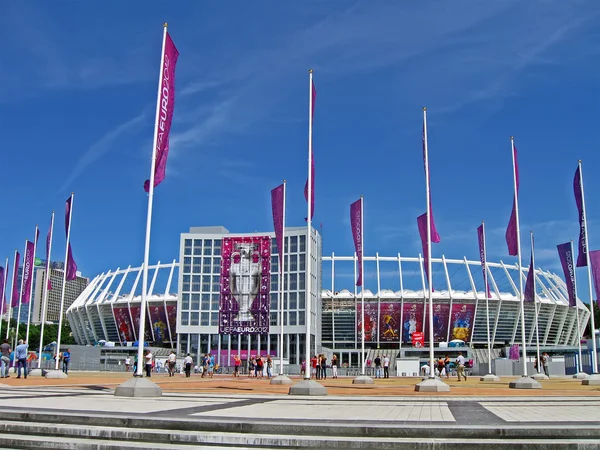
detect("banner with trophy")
[219,236,271,334]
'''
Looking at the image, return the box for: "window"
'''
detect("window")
[214,240,222,256]
[299,311,305,325]
[204,240,212,255]
[299,254,305,271]
[190,312,199,326]
[212,275,220,291]
[193,239,202,247]
[290,255,297,271]
[200,312,209,326]
[182,293,190,310]
[299,292,305,309]
[271,239,277,255]
[201,294,210,310]
[299,235,306,252]
[191,294,200,310]
[184,246,192,256]
[202,275,211,291]
[210,312,218,326]
[193,246,202,255]
[299,272,305,290]
[211,295,219,310]
[270,293,278,310]
[289,292,297,309]
[270,274,278,292]
[181,312,189,326]
[290,236,298,252]
[183,257,191,274]
[290,273,297,290]
[203,257,211,273]
[270,312,278,326]
[185,239,193,247]
[213,259,221,273]
[289,311,297,326]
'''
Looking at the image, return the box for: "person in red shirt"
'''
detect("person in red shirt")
[310,356,318,379]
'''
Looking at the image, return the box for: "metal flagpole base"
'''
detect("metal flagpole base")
[270,375,293,385]
[480,373,500,382]
[288,379,328,396]
[508,376,542,389]
[414,377,450,392]
[45,370,68,379]
[114,377,162,397]
[581,374,600,385]
[531,372,549,381]
[352,375,374,384]
[573,372,589,380]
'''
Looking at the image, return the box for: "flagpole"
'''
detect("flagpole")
[279,180,286,376]
[511,137,528,377]
[0,257,8,339]
[38,212,54,369]
[360,196,365,376]
[423,107,435,379]
[303,69,313,381]
[530,231,541,373]
[136,24,168,376]
[14,239,28,351]
[6,250,17,341]
[481,221,493,375]
[578,160,598,373]
[55,194,74,371]
[25,225,39,347]
[571,239,584,373]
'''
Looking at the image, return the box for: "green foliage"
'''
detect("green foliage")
[0,319,75,349]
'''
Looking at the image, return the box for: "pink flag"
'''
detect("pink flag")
[271,184,284,273]
[557,242,577,307]
[417,213,434,291]
[574,166,587,267]
[505,144,520,256]
[21,241,35,305]
[590,250,600,304]
[524,236,535,302]
[0,266,5,315]
[350,198,363,287]
[421,124,441,243]
[45,216,53,290]
[304,81,317,221]
[477,224,491,298]
[144,31,180,192]
[11,252,20,308]
[65,196,78,281]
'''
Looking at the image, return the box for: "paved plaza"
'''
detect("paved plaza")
[0,372,600,448]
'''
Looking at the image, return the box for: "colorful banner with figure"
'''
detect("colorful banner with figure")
[356,302,377,342]
[11,252,20,308]
[113,306,135,342]
[166,304,177,341]
[219,236,271,334]
[129,305,153,343]
[402,302,424,343]
[450,303,476,342]
[21,241,35,305]
[424,303,450,343]
[148,304,169,344]
[379,302,400,342]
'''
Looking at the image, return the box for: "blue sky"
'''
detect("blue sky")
[0,1,599,300]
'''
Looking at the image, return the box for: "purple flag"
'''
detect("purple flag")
[574,166,587,267]
[557,242,577,307]
[590,250,600,305]
[144,31,180,192]
[477,224,491,298]
[505,145,520,256]
[65,196,78,281]
[422,124,441,243]
[21,241,35,305]
[271,184,284,273]
[304,81,316,221]
[417,213,434,292]
[350,198,363,287]
[0,266,5,315]
[45,217,53,290]
[11,252,20,308]
[524,237,535,302]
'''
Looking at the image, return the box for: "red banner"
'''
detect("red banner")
[113,306,135,342]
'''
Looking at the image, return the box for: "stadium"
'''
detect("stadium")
[66,226,589,370]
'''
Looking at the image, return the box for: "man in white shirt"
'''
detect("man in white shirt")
[144,351,153,377]
[383,355,390,378]
[167,351,177,377]
[455,352,467,381]
[184,353,193,378]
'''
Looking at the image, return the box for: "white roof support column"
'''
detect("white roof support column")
[488,266,503,345]
[398,253,404,350]
[442,256,453,342]
[463,258,479,344]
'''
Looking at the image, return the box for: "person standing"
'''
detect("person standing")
[320,354,327,380]
[331,355,338,379]
[15,340,28,379]
[167,351,177,377]
[455,352,467,381]
[383,355,390,379]
[144,350,153,377]
[62,349,71,374]
[542,352,550,377]
[184,353,193,377]
[124,356,131,372]
[0,339,11,378]
[374,355,382,379]
[233,355,241,377]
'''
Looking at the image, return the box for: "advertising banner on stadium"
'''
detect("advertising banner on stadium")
[149,304,170,344]
[129,305,153,343]
[379,302,400,342]
[113,306,135,342]
[450,303,476,342]
[424,302,450,343]
[219,236,271,334]
[402,302,424,343]
[356,302,377,342]
[166,304,177,341]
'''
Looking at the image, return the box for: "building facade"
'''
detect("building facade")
[177,226,322,366]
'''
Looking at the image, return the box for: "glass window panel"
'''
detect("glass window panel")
[181,312,189,326]
[270,293,278,310]
[211,295,219,310]
[202,275,211,290]
[182,293,190,310]
[184,247,192,255]
[193,257,202,266]
[290,236,298,252]
[290,273,297,290]
[299,272,305,290]
[193,239,202,246]
[299,292,305,309]
[289,292,297,309]
[271,239,277,255]
[212,275,220,291]
[185,239,193,247]
[190,312,199,326]
[210,312,218,326]
[289,311,297,326]
[191,294,200,310]
[193,246,202,255]
[204,242,212,255]
[299,235,306,252]
[299,254,305,271]
[299,311,305,325]
[290,255,298,271]
[201,294,210,310]
[200,312,209,326]
[183,282,190,291]
[270,312,277,326]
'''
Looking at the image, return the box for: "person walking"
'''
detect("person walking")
[184,353,193,377]
[167,351,177,377]
[0,339,11,378]
[62,349,71,374]
[15,340,28,379]
[455,352,467,381]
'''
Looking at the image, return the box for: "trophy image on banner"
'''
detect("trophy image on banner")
[229,242,261,322]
